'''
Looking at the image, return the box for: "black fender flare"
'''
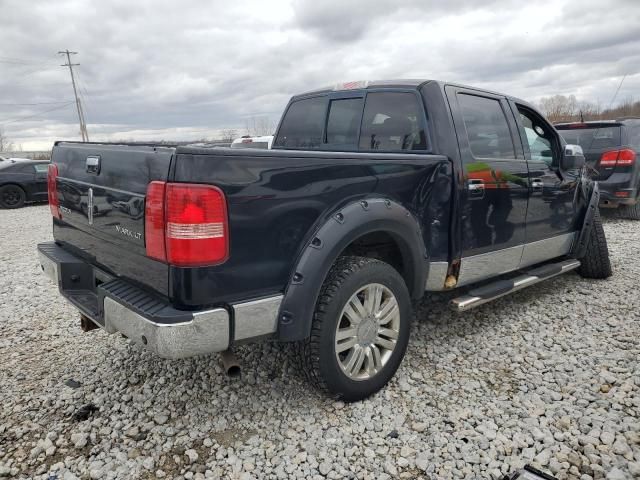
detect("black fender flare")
[570,181,600,259]
[277,198,428,342]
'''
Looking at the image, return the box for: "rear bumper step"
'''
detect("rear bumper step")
[38,242,282,359]
[451,259,581,312]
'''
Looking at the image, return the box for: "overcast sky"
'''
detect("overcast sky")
[1,0,639,150]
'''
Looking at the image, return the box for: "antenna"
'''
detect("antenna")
[585,74,627,154]
[58,50,89,142]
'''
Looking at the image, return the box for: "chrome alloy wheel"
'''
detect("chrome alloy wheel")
[334,283,400,380]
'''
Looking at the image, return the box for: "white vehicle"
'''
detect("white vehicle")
[230,135,273,149]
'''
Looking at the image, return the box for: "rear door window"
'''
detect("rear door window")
[273,96,326,149]
[458,93,515,159]
[326,98,363,147]
[359,92,427,151]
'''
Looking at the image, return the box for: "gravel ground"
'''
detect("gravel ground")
[0,204,638,480]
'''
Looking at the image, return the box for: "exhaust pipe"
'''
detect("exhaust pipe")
[220,349,241,378]
[80,314,99,332]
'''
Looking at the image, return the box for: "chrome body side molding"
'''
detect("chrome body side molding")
[457,245,523,287]
[457,232,578,288]
[425,261,449,291]
[519,232,576,269]
[232,295,283,341]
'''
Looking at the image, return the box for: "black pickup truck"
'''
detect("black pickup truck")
[38,80,611,401]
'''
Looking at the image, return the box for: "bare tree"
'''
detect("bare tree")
[0,127,14,152]
[245,116,275,136]
[539,94,640,123]
[538,95,578,123]
[220,129,238,142]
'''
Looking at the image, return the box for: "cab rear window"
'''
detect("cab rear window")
[273,96,326,149]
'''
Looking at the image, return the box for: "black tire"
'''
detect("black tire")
[615,203,640,220]
[0,184,26,209]
[296,256,411,401]
[577,209,612,279]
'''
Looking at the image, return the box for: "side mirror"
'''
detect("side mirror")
[561,144,585,170]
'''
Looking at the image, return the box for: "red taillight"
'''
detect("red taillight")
[145,181,167,262]
[600,149,636,167]
[616,149,636,166]
[600,151,618,167]
[47,163,60,219]
[144,182,229,266]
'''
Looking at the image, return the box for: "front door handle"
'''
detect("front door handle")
[467,179,485,199]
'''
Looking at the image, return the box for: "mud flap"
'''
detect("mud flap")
[570,182,600,259]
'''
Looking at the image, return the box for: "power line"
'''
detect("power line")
[74,68,93,121]
[0,102,75,127]
[0,101,73,106]
[607,74,627,108]
[0,55,59,66]
[58,50,89,141]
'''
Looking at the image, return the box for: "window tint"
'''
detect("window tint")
[458,94,515,159]
[326,98,363,146]
[273,96,325,149]
[359,92,427,151]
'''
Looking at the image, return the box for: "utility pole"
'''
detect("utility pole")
[58,50,89,141]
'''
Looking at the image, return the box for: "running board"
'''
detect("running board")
[451,259,581,312]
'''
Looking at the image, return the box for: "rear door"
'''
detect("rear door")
[445,87,529,286]
[512,104,579,267]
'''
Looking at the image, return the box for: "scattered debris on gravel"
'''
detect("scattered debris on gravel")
[0,205,638,479]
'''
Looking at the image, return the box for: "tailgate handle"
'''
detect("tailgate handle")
[86,155,101,175]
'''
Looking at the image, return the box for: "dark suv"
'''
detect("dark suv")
[556,118,640,219]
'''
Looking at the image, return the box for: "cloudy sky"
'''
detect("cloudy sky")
[1,0,639,150]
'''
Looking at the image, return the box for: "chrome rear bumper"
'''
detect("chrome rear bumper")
[38,242,282,359]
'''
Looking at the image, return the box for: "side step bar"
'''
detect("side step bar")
[451,259,581,312]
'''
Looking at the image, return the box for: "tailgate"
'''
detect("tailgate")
[51,142,174,297]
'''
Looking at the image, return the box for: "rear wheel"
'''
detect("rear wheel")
[577,209,612,279]
[296,256,411,401]
[0,185,26,209]
[615,202,640,220]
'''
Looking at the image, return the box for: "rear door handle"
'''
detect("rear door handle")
[467,179,485,199]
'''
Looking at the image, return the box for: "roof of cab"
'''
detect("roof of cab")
[291,79,532,106]
[293,79,430,98]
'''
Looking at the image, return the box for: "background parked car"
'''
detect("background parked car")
[230,135,274,149]
[0,159,50,209]
[556,118,640,218]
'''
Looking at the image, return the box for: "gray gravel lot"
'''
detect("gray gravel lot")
[0,205,638,480]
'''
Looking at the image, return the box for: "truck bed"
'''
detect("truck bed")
[51,142,452,308]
